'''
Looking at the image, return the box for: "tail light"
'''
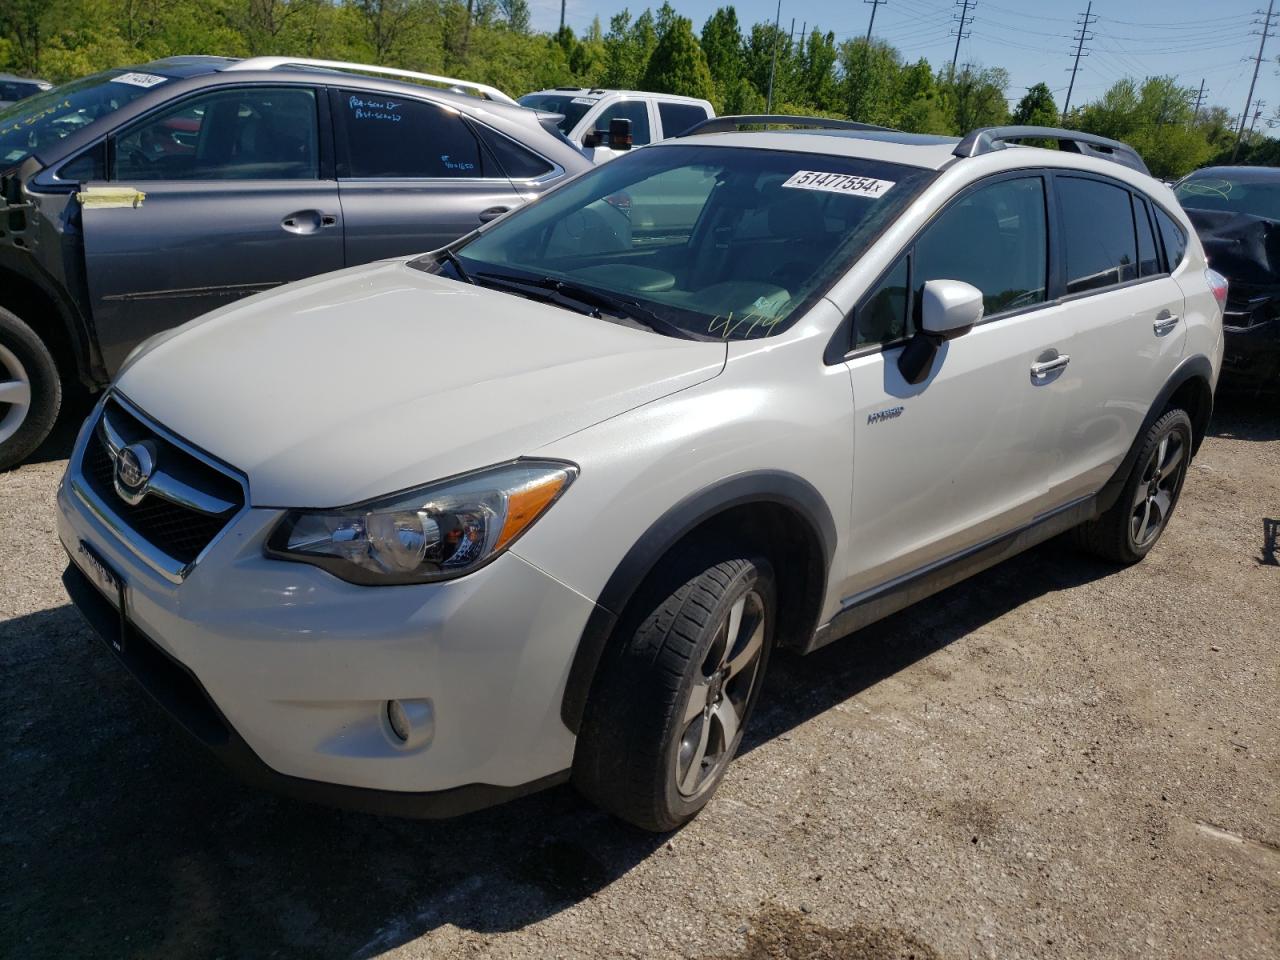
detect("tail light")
[1206,268,1228,312]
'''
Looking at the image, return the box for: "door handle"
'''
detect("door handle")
[1030,354,1070,379]
[1153,312,1180,336]
[478,206,510,223]
[281,210,324,235]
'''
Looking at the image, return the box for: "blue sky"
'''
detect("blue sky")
[529,0,1278,126]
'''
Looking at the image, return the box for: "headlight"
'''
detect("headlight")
[265,459,577,585]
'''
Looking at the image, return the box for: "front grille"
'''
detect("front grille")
[75,396,247,571]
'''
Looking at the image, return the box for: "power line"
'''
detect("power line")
[865,0,887,42]
[950,0,975,75]
[1062,1,1096,121]
[1234,0,1277,160]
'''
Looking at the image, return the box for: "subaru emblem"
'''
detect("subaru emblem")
[114,441,156,506]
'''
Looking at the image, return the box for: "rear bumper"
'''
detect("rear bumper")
[1221,319,1280,388]
[62,561,568,817]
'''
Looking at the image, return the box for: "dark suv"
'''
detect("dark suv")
[0,56,588,468]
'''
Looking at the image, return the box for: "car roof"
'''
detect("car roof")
[672,129,962,170]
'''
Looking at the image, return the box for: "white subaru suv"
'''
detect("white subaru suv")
[57,119,1225,831]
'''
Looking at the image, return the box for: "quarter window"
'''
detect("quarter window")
[473,124,553,179]
[1134,195,1161,277]
[1153,206,1188,270]
[1058,177,1138,294]
[338,91,482,178]
[857,256,910,346]
[592,100,651,146]
[913,176,1048,319]
[115,87,319,181]
[658,102,709,138]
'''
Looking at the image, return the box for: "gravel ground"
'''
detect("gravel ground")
[1,395,1277,960]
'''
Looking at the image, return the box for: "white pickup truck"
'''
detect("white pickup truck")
[518,88,715,162]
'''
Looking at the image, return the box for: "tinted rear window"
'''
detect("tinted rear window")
[1058,177,1138,294]
[658,101,710,138]
[337,91,482,178]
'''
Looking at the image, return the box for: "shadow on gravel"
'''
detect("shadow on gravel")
[18,389,95,467]
[1208,392,1280,443]
[0,537,1117,959]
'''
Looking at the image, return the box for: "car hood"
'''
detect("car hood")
[117,260,727,506]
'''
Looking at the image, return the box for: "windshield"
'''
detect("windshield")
[433,143,933,340]
[517,93,597,135]
[1176,174,1280,221]
[0,70,166,169]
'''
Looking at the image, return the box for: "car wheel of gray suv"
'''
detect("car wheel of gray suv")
[1073,408,1193,564]
[0,307,61,471]
[573,549,775,832]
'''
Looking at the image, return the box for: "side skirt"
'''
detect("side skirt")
[806,494,1098,653]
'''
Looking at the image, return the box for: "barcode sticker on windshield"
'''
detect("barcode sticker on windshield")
[782,171,895,198]
[111,72,168,89]
[571,97,597,105]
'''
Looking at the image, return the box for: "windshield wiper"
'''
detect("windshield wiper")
[436,248,474,284]
[473,272,705,340]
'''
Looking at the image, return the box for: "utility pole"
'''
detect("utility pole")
[788,17,796,51]
[1235,0,1277,161]
[799,20,807,53]
[1249,98,1267,137]
[1061,1,1096,122]
[558,0,565,33]
[865,0,887,42]
[766,0,782,113]
[1191,78,1207,123]
[950,0,975,76]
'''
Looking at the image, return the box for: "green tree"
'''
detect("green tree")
[1012,82,1058,127]
[600,8,656,88]
[838,38,900,126]
[700,5,743,108]
[939,64,1009,133]
[640,11,713,100]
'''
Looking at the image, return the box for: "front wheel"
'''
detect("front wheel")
[1073,408,1193,564]
[0,307,62,471]
[573,551,775,832]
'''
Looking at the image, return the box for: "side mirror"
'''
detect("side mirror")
[582,131,599,149]
[607,117,633,151]
[898,279,983,385]
[921,279,983,338]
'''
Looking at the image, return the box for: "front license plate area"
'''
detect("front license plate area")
[76,540,127,650]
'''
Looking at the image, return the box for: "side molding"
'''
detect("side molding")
[559,471,837,734]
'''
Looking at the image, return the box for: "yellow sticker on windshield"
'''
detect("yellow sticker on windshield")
[76,186,146,209]
[782,171,894,198]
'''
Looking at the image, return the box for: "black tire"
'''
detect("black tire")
[0,307,62,472]
[573,548,776,832]
[1073,408,1194,564]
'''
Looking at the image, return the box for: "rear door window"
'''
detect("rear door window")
[337,91,482,178]
[115,87,319,181]
[658,101,709,138]
[1058,176,1139,294]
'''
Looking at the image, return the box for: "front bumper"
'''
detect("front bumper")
[56,477,598,815]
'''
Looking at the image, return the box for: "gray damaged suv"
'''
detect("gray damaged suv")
[0,56,589,469]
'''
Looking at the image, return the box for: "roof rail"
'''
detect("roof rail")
[954,125,1149,174]
[223,57,518,105]
[678,114,893,137]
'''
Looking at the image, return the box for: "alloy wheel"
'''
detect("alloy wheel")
[0,342,32,446]
[675,589,766,798]
[1131,430,1187,548]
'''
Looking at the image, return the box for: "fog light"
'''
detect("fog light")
[387,699,411,741]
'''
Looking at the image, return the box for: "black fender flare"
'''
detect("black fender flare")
[1097,353,1214,514]
[559,470,837,734]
